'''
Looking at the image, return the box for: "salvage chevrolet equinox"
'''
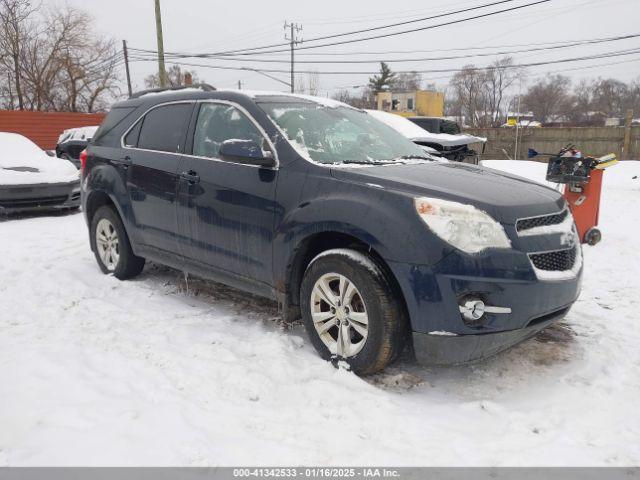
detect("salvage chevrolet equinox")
[81,86,582,374]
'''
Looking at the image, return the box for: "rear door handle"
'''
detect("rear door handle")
[180,170,200,184]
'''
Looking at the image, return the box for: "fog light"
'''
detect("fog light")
[459,298,486,323]
[459,296,512,326]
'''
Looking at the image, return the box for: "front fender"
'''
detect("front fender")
[272,168,454,291]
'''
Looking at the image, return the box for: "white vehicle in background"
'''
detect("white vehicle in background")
[366,109,487,162]
[0,132,80,214]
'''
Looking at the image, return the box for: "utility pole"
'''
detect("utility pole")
[238,80,242,90]
[122,40,133,97]
[154,0,167,88]
[284,21,302,93]
[623,109,634,160]
[514,77,523,160]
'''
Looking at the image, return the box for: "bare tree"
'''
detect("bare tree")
[485,57,524,126]
[590,78,629,117]
[393,71,421,91]
[449,65,489,127]
[624,76,640,116]
[0,0,38,110]
[144,64,200,89]
[332,89,351,103]
[1,3,121,112]
[307,71,320,96]
[522,75,572,123]
[293,71,321,96]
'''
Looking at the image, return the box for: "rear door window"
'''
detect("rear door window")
[137,103,193,153]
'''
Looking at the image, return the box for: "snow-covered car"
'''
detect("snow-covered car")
[367,110,487,162]
[0,132,80,214]
[56,126,99,168]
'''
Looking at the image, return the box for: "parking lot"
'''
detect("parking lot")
[1,161,638,466]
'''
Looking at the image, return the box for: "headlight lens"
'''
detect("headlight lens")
[414,197,511,253]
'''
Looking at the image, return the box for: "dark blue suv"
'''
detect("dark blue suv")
[82,87,582,374]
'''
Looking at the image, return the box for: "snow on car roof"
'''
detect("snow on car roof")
[365,109,487,147]
[57,126,99,145]
[0,132,78,186]
[220,89,353,109]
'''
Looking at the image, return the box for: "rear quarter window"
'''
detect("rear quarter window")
[92,107,136,144]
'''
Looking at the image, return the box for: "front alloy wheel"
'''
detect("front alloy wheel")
[311,273,369,358]
[300,249,407,375]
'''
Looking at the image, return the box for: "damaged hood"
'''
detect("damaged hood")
[331,161,565,224]
[365,109,486,147]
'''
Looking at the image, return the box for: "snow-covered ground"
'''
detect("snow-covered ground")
[1,161,639,466]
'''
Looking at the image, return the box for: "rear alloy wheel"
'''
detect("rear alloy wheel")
[90,206,145,279]
[300,249,407,375]
[95,218,120,272]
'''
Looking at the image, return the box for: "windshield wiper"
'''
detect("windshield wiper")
[338,159,394,165]
[394,155,437,162]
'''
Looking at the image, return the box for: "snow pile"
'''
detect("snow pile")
[0,160,639,466]
[0,132,79,185]
[481,159,554,187]
[57,126,99,144]
[366,109,487,146]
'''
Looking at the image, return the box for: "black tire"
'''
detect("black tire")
[90,205,145,280]
[300,249,407,375]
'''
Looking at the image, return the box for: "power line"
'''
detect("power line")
[130,0,551,59]
[200,0,525,57]
[128,46,640,76]
[330,55,640,91]
[129,33,640,65]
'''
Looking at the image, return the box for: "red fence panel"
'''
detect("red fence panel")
[0,110,106,150]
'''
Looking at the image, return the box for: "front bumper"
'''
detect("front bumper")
[412,304,570,364]
[0,180,81,214]
[387,245,582,364]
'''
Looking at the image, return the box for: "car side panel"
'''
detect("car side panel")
[83,145,142,246]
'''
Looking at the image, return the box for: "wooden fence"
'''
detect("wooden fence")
[465,126,640,160]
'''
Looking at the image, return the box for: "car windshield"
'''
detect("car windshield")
[258,101,428,165]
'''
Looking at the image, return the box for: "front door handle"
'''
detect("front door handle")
[180,170,200,184]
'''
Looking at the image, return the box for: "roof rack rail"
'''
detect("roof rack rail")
[129,83,216,99]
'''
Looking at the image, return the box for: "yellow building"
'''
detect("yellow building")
[376,90,444,117]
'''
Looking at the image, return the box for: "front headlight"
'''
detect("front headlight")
[414,197,511,254]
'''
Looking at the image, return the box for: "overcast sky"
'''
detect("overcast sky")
[57,0,639,96]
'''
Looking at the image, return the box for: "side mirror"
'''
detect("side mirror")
[219,139,275,167]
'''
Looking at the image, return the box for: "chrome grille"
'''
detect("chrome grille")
[517,209,568,233]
